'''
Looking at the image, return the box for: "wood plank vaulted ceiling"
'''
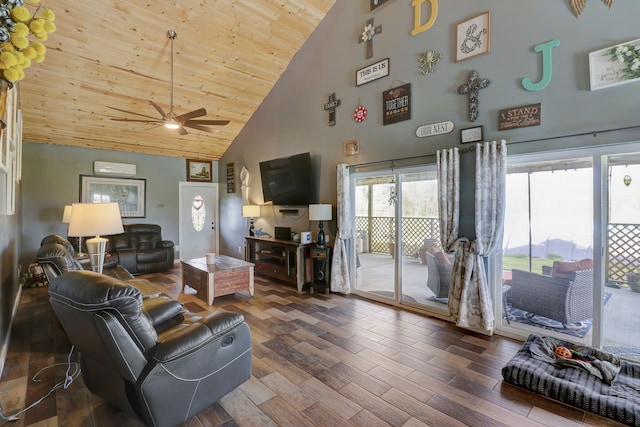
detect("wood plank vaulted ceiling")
[20,0,336,161]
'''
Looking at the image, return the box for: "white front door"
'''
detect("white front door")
[179,182,218,261]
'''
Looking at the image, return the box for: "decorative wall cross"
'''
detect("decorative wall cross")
[359,18,382,59]
[324,92,341,126]
[457,70,490,122]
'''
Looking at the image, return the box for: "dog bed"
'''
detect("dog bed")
[502,334,640,425]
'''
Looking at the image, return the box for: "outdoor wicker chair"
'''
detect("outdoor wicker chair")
[509,268,593,328]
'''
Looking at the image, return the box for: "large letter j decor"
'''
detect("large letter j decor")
[521,39,560,92]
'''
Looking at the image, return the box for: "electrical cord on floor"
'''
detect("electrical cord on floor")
[0,345,81,422]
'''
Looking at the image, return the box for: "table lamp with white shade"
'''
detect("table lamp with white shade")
[309,204,332,247]
[67,202,124,274]
[242,205,261,236]
[62,204,86,257]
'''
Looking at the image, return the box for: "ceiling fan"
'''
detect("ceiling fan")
[109,30,229,135]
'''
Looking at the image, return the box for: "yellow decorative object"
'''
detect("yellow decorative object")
[571,0,615,18]
[0,0,56,84]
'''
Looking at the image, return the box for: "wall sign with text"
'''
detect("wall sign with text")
[498,103,541,130]
[416,120,454,138]
[383,83,411,125]
[460,125,483,143]
[356,58,390,86]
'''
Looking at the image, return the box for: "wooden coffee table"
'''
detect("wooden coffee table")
[181,256,254,305]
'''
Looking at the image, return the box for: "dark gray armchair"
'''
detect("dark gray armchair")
[49,270,252,427]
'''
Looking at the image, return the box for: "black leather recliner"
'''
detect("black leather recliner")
[48,270,252,427]
[108,224,175,275]
[36,234,84,282]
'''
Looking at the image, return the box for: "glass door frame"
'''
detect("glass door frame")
[495,141,640,350]
[350,163,450,317]
[351,167,400,303]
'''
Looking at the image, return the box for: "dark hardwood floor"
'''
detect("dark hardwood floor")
[0,265,626,426]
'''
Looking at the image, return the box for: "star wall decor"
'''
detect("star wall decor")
[571,0,614,18]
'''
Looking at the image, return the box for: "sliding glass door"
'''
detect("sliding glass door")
[501,157,594,343]
[602,153,640,361]
[500,145,640,361]
[354,172,397,299]
[353,166,447,312]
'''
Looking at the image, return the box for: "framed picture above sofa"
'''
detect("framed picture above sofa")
[79,175,146,218]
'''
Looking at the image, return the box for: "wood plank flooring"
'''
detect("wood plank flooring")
[0,265,628,426]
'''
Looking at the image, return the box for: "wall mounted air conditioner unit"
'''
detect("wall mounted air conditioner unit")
[93,161,137,176]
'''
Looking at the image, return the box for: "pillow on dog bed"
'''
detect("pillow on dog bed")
[502,334,640,425]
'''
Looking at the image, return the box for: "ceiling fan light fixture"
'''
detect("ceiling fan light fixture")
[109,29,229,134]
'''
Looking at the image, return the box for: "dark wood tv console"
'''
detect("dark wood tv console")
[245,236,312,293]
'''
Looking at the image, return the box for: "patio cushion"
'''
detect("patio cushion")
[551,258,593,280]
[427,246,451,265]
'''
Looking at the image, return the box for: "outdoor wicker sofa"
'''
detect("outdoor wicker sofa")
[509,268,593,328]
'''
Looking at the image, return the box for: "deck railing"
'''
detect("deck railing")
[356,217,640,285]
[607,223,640,283]
[355,216,440,257]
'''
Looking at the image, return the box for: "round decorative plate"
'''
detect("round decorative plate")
[354,105,367,122]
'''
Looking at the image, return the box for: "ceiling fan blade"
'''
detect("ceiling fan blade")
[183,123,219,133]
[185,119,230,126]
[177,107,207,122]
[110,118,164,123]
[149,100,169,119]
[107,106,161,121]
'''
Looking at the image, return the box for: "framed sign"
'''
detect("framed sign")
[80,175,146,218]
[344,139,360,156]
[356,58,390,86]
[382,83,411,126]
[186,159,213,182]
[226,162,235,193]
[456,11,490,62]
[460,125,484,143]
[370,0,393,12]
[498,103,541,130]
[589,38,640,90]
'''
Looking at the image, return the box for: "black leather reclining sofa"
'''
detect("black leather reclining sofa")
[108,224,175,275]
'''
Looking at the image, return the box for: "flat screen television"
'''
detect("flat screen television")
[259,152,316,206]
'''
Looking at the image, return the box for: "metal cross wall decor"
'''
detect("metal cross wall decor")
[324,92,342,126]
[457,70,490,122]
[359,18,382,59]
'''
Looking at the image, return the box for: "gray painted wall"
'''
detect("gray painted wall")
[19,143,210,267]
[218,0,640,257]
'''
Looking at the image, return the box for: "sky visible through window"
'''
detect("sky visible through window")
[504,163,640,251]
